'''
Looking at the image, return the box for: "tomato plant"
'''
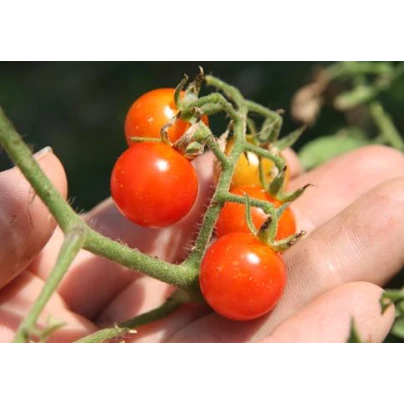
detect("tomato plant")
[124,88,208,145]
[110,142,198,227]
[214,137,290,189]
[200,232,287,321]
[215,185,296,239]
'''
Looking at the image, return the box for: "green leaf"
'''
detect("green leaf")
[275,126,306,151]
[347,319,364,343]
[298,128,370,170]
[380,288,404,314]
[391,316,404,340]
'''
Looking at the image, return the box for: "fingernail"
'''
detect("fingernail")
[33,146,53,160]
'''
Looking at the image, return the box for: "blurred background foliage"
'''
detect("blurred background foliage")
[1,62,404,341]
[0,57,362,210]
[2,62,403,211]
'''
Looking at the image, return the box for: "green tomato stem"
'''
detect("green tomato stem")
[13,228,86,342]
[205,75,244,106]
[75,290,188,343]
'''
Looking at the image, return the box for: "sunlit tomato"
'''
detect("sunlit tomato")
[110,142,198,227]
[214,137,290,189]
[200,232,286,321]
[215,185,296,240]
[124,88,208,145]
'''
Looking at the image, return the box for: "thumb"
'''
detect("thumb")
[0,147,68,289]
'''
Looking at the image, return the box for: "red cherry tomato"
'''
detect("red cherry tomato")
[110,142,198,227]
[124,88,209,145]
[200,232,286,321]
[215,185,296,240]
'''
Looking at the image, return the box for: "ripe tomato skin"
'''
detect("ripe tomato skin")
[110,142,198,227]
[215,185,296,240]
[213,138,290,189]
[125,88,209,145]
[200,232,286,321]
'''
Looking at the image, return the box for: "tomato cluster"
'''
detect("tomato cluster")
[111,85,296,323]
[111,89,201,228]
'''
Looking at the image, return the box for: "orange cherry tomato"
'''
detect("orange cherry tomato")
[125,88,208,145]
[214,137,290,189]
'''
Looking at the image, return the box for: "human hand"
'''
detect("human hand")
[0,144,403,342]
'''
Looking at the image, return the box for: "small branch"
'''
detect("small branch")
[183,108,247,269]
[369,102,404,152]
[129,136,161,143]
[85,229,196,290]
[218,192,277,217]
[75,290,187,343]
[182,93,240,121]
[243,141,286,171]
[0,107,80,232]
[246,100,281,120]
[243,194,258,235]
[193,123,228,164]
[13,228,86,342]
[258,157,268,189]
[246,118,257,136]
[205,75,244,106]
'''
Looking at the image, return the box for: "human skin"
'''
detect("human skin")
[0,145,403,342]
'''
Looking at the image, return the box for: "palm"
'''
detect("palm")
[1,145,403,342]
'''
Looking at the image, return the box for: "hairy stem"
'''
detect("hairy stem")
[85,229,195,290]
[205,75,244,106]
[218,192,278,216]
[13,228,86,342]
[243,141,286,171]
[183,107,248,270]
[194,123,227,164]
[75,291,187,343]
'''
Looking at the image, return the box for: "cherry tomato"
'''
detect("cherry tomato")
[214,137,290,189]
[110,142,198,227]
[200,232,286,321]
[215,185,296,240]
[125,88,209,145]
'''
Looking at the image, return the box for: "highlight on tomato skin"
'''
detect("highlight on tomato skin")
[215,185,296,240]
[199,232,287,321]
[124,88,209,145]
[110,142,199,228]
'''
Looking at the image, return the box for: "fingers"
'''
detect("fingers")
[263,282,394,343]
[0,271,96,342]
[168,177,404,342]
[268,177,404,325]
[290,145,404,233]
[0,148,67,289]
